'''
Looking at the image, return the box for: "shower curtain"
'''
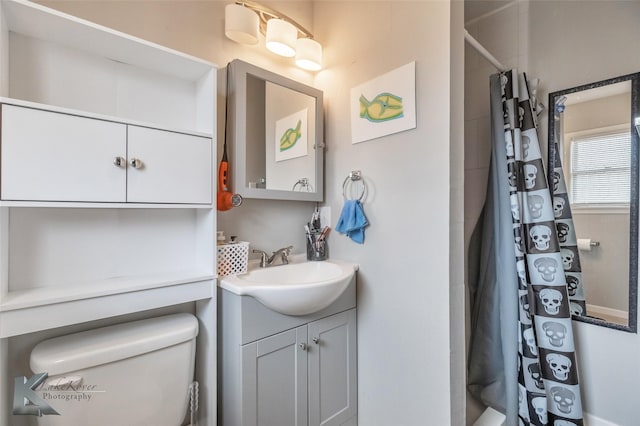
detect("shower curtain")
[468,70,584,426]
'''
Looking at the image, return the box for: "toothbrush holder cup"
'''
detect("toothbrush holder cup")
[306,232,328,261]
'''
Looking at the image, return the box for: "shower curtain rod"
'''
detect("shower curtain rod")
[464,29,506,72]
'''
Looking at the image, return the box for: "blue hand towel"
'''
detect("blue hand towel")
[335,199,369,244]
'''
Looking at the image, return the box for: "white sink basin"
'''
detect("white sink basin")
[220,256,357,316]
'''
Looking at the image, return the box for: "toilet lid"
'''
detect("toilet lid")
[30,313,198,375]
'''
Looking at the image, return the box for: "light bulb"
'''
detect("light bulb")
[266,19,297,57]
[295,38,322,71]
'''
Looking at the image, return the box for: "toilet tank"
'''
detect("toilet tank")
[29,313,199,426]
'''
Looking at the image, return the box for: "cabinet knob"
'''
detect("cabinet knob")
[312,337,320,344]
[129,158,143,169]
[299,342,308,351]
[113,156,125,167]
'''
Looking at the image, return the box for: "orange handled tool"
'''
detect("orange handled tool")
[217,142,242,211]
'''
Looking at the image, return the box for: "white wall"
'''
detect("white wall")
[314,1,463,424]
[39,1,465,425]
[465,1,640,424]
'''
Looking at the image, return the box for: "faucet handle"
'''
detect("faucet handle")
[252,249,269,268]
[281,245,293,264]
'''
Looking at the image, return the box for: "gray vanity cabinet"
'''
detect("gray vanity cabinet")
[308,309,357,426]
[241,326,308,426]
[218,280,358,426]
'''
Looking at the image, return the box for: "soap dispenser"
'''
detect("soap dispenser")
[217,231,226,245]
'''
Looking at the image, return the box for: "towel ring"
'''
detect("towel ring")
[342,170,367,201]
[292,177,314,192]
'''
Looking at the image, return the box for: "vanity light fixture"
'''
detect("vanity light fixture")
[225,3,259,45]
[224,1,323,71]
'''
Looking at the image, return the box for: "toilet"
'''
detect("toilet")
[29,313,199,426]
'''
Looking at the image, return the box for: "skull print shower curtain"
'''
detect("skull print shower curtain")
[468,70,584,426]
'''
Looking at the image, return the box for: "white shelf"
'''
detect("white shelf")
[0,278,215,338]
[0,201,213,208]
[1,0,216,134]
[1,271,215,312]
[2,0,216,80]
[0,97,214,139]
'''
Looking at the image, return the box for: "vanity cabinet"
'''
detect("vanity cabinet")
[307,310,357,426]
[242,326,308,426]
[1,103,212,204]
[242,310,357,426]
[219,283,358,426]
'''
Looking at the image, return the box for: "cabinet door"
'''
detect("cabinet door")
[127,126,212,204]
[242,326,308,426]
[1,104,127,202]
[308,309,357,426]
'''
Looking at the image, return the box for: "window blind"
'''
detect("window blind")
[570,130,631,204]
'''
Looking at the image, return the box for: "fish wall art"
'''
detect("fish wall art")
[359,93,404,122]
[350,61,416,144]
[275,108,308,162]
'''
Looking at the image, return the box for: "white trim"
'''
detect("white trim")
[586,303,628,325]
[472,407,505,426]
[585,412,622,426]
[571,205,629,215]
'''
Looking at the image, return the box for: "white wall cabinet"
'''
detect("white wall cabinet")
[0,1,218,425]
[127,125,212,204]
[1,104,127,202]
[1,103,212,204]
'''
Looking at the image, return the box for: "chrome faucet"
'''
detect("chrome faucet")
[253,246,293,268]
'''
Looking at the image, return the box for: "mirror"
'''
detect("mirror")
[547,72,639,332]
[227,59,324,201]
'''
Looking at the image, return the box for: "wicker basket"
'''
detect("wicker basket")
[216,241,249,276]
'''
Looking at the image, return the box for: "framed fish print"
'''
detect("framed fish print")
[275,108,308,162]
[350,61,416,144]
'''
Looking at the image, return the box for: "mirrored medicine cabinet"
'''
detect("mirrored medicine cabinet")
[226,59,324,202]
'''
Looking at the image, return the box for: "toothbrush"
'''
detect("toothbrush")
[318,226,331,242]
[304,224,314,245]
[312,207,321,230]
[316,226,330,251]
